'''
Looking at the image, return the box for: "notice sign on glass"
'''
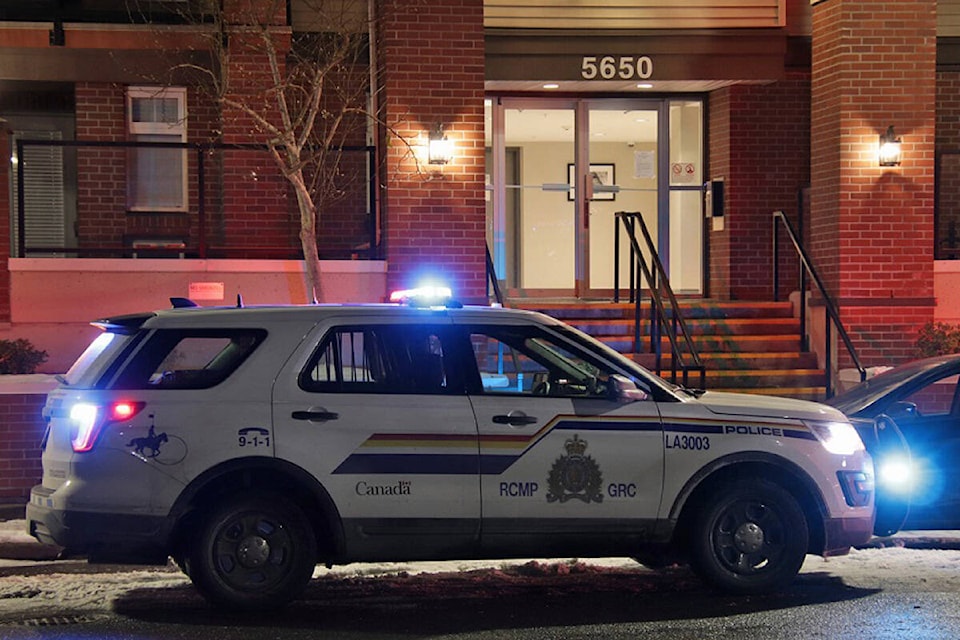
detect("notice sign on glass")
[189,282,225,301]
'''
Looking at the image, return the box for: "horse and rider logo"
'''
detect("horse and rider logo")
[127,424,168,458]
[546,434,603,504]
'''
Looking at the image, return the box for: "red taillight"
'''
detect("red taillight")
[110,401,144,422]
[70,401,146,453]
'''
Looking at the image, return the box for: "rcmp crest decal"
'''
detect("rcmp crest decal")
[546,434,603,503]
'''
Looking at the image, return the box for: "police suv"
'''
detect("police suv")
[27,290,875,609]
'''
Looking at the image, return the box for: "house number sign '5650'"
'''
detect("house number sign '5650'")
[580,56,653,81]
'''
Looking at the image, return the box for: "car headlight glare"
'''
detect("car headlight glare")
[806,420,865,456]
[877,455,913,494]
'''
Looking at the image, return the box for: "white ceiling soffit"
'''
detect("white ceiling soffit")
[485,79,768,93]
[483,0,786,30]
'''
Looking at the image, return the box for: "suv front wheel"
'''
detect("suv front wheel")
[689,478,808,594]
[185,493,318,610]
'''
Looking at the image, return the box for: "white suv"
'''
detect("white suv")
[27,293,875,609]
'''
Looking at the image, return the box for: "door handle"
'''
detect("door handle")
[292,410,339,422]
[492,413,537,426]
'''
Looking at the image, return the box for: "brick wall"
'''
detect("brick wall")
[75,83,127,252]
[708,71,810,300]
[75,83,223,253]
[380,0,487,303]
[0,394,46,502]
[810,0,936,366]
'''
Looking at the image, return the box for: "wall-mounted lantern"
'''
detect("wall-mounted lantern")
[428,123,453,165]
[879,125,902,167]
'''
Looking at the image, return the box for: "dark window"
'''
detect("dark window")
[299,324,460,395]
[465,325,617,399]
[111,329,265,389]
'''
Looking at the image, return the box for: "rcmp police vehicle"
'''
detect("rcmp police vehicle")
[26,288,875,609]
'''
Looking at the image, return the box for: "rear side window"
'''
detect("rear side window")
[63,331,141,388]
[299,324,460,394]
[111,329,266,390]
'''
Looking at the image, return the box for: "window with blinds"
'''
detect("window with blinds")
[10,130,66,258]
[126,86,187,212]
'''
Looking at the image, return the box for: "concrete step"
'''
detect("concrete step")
[518,298,825,399]
[632,351,819,371]
[517,300,795,320]
[569,317,799,337]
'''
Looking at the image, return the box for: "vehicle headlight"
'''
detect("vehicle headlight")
[877,455,913,494]
[806,420,865,456]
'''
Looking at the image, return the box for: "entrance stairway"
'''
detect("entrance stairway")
[513,299,827,401]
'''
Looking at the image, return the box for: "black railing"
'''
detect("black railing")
[614,211,705,390]
[14,138,378,261]
[772,210,866,397]
[485,244,504,306]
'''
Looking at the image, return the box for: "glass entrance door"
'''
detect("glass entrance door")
[487,99,577,294]
[584,101,661,296]
[485,97,703,299]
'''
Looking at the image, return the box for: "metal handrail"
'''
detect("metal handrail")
[485,244,504,306]
[772,210,866,396]
[614,211,705,389]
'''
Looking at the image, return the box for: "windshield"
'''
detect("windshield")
[63,331,139,388]
[828,356,956,414]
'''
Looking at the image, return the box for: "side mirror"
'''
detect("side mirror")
[887,401,918,419]
[609,374,649,403]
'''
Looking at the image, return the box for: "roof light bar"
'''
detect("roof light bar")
[389,285,453,306]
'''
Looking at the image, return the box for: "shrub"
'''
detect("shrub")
[0,338,48,374]
[915,321,960,358]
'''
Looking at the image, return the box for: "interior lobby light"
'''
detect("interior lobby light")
[428,123,453,165]
[879,125,902,167]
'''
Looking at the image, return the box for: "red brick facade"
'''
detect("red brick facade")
[708,71,811,301]
[74,82,225,254]
[811,0,936,365]
[0,394,46,501]
[380,0,487,303]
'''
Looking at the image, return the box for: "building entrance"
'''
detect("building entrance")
[485,96,703,298]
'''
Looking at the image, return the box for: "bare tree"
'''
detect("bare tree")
[132,0,378,303]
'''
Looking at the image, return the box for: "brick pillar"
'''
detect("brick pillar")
[380,0,487,304]
[811,0,936,365]
[708,73,811,300]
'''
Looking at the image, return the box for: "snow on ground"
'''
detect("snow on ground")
[2,518,960,616]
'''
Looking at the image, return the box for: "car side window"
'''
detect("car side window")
[111,329,265,389]
[299,325,459,395]
[902,373,960,417]
[466,325,614,399]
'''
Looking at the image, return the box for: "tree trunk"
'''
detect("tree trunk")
[290,170,324,304]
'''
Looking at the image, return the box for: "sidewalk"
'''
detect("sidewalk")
[2,503,960,563]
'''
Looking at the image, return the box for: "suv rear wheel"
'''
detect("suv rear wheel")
[689,478,808,594]
[186,493,317,610]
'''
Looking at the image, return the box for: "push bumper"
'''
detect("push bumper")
[822,514,875,557]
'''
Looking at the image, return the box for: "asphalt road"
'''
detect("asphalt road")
[0,549,959,639]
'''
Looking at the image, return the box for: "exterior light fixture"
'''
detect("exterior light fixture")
[428,123,453,165]
[879,125,902,167]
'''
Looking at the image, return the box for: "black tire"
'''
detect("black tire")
[689,478,808,594]
[185,493,317,610]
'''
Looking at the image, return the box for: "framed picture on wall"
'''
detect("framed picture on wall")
[567,163,616,201]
